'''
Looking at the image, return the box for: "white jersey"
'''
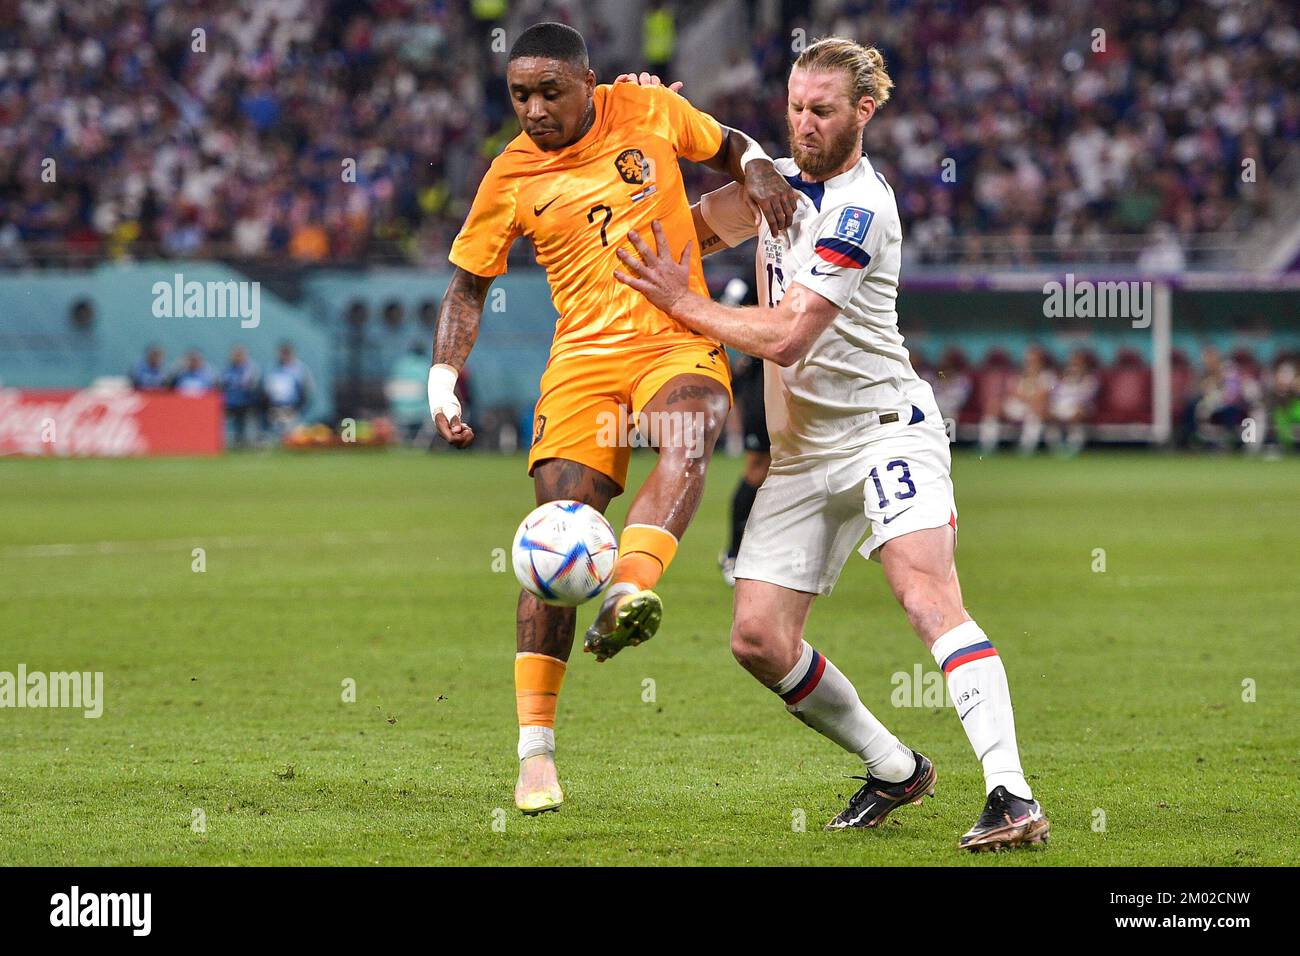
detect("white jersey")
[700,155,939,466]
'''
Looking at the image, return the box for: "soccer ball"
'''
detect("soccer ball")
[512,500,618,606]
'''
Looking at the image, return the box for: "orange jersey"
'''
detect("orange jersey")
[449,83,726,360]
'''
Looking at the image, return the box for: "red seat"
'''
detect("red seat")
[932,348,975,423]
[939,347,971,372]
[1095,350,1152,424]
[1230,348,1261,380]
[967,348,1018,424]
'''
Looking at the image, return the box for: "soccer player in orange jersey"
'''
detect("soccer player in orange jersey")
[428,22,799,814]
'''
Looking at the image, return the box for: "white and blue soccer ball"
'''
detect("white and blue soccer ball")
[511,500,618,607]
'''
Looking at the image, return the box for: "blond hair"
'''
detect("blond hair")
[793,38,893,109]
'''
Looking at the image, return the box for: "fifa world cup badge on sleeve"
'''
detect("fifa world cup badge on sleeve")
[834,207,874,244]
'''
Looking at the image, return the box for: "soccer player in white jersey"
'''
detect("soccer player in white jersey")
[612,40,1049,851]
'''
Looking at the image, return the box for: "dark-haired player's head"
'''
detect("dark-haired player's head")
[507,22,596,151]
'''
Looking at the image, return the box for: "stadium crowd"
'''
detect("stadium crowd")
[1,0,1296,268]
[699,0,1299,267]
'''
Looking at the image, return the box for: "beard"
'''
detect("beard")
[788,119,863,179]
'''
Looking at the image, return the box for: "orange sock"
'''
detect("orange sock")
[515,652,566,728]
[612,524,679,591]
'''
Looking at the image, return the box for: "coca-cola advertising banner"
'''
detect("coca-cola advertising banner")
[0,389,223,457]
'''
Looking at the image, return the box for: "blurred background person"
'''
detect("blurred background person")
[925,348,973,431]
[129,344,168,391]
[220,345,262,448]
[982,345,1055,454]
[387,342,434,445]
[1188,346,1261,449]
[1267,358,1300,456]
[720,351,769,588]
[171,349,216,396]
[263,342,314,436]
[1047,350,1100,456]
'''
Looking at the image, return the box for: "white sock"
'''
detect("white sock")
[773,641,916,782]
[931,620,1031,799]
[518,725,554,761]
[978,417,1000,453]
[1020,416,1043,451]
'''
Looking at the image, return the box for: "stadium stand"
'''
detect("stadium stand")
[2,0,1296,269]
[2,1,1296,453]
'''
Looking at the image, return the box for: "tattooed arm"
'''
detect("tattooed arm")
[434,267,492,370]
[430,266,494,447]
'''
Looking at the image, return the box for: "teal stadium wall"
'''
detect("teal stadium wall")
[0,262,335,420]
[2,264,1295,429]
[300,268,558,414]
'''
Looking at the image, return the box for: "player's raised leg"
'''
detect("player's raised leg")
[731,577,934,830]
[584,373,730,660]
[515,457,619,813]
[879,525,1049,849]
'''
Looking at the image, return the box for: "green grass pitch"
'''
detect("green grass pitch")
[1,449,1296,866]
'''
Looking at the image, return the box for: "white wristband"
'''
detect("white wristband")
[738,137,772,171]
[428,363,461,422]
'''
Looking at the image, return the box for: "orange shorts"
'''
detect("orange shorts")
[528,337,733,491]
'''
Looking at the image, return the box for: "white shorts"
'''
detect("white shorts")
[733,421,957,595]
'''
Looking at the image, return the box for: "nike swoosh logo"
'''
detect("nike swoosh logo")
[810,265,828,275]
[958,700,985,721]
[533,197,559,216]
[694,363,712,370]
[881,506,913,525]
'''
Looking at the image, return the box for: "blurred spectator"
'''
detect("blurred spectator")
[1267,359,1300,454]
[1,1,1294,269]
[386,343,432,444]
[1187,346,1263,448]
[925,348,973,426]
[688,0,1299,269]
[263,342,314,435]
[220,345,261,448]
[1047,349,1099,455]
[130,345,168,391]
[643,2,676,71]
[172,349,216,395]
[1136,223,1187,274]
[982,345,1054,453]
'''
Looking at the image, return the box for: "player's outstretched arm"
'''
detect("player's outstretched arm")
[615,221,838,367]
[614,70,797,234]
[703,127,799,235]
[430,266,493,448]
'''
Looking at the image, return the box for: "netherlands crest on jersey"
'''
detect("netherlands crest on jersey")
[615,148,651,184]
